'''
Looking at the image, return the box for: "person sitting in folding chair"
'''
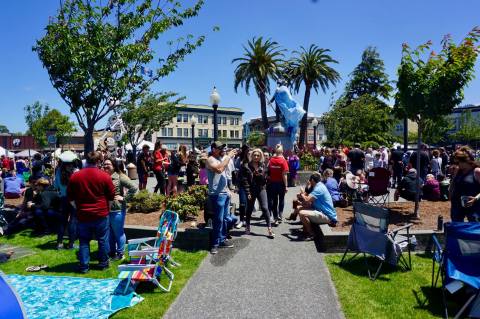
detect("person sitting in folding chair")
[295,173,337,241]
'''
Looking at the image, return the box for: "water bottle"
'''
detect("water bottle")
[410,235,417,251]
[437,215,443,231]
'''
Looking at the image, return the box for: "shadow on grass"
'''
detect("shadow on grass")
[43,261,80,273]
[412,286,445,317]
[332,255,403,281]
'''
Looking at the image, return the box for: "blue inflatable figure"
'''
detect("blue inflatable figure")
[272,85,305,146]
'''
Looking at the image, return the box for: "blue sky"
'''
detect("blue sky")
[1,0,479,133]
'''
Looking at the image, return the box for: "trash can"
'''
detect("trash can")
[126,163,138,180]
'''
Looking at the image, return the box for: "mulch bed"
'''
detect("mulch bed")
[333,200,451,232]
[5,197,451,231]
[125,210,205,229]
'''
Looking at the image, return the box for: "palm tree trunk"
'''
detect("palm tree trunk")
[259,87,269,130]
[299,84,311,148]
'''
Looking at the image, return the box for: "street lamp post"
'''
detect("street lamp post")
[191,115,197,152]
[312,118,318,150]
[210,87,221,141]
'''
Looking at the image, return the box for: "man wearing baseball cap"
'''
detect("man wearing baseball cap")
[207,141,237,254]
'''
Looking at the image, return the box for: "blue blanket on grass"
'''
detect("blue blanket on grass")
[6,274,143,319]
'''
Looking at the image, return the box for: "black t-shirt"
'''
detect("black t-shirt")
[391,150,404,163]
[409,151,430,172]
[347,149,365,169]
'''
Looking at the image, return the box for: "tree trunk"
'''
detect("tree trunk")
[403,116,408,152]
[260,89,269,130]
[299,84,311,148]
[414,120,422,218]
[84,126,95,155]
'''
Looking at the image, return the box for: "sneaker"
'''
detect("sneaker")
[235,221,244,229]
[111,254,124,261]
[76,266,89,274]
[210,247,218,254]
[277,217,284,224]
[219,240,234,248]
[56,243,64,250]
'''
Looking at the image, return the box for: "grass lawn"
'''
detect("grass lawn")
[325,253,461,319]
[0,230,207,318]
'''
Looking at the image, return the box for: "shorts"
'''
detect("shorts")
[299,209,331,224]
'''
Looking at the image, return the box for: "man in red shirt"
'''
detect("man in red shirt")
[1,155,11,170]
[268,144,289,224]
[68,151,115,273]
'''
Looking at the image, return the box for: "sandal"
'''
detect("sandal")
[26,264,48,272]
[267,227,275,239]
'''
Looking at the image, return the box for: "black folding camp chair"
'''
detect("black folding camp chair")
[340,202,413,280]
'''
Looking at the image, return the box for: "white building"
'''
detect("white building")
[153,104,244,150]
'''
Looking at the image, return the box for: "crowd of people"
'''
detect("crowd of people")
[0,150,137,273]
[314,143,480,222]
[1,140,479,263]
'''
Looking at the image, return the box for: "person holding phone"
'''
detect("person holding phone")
[450,146,480,222]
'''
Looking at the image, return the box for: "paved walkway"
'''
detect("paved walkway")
[163,185,344,319]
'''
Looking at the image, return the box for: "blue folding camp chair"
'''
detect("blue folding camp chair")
[341,202,413,280]
[431,222,480,318]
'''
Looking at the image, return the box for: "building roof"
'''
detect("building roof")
[453,104,480,113]
[176,103,244,115]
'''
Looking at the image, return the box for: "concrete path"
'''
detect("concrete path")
[164,186,344,319]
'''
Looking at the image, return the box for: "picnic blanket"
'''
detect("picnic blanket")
[7,274,143,319]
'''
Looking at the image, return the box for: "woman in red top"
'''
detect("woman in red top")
[153,142,169,195]
[268,144,289,224]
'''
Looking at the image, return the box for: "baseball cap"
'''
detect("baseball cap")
[211,141,226,150]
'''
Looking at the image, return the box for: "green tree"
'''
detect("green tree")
[122,92,180,158]
[344,46,393,104]
[394,28,480,216]
[246,131,266,147]
[33,0,206,153]
[233,37,285,130]
[0,125,9,133]
[451,110,480,145]
[422,116,454,145]
[322,95,394,147]
[25,103,76,147]
[287,45,340,148]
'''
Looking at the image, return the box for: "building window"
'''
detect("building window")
[183,114,188,123]
[235,131,239,138]
[222,117,227,125]
[184,128,189,137]
[177,114,182,123]
[230,130,234,138]
[230,118,234,125]
[223,130,227,138]
[234,118,239,125]
[168,128,173,136]
[198,129,209,138]
[177,128,182,137]
[308,135,314,141]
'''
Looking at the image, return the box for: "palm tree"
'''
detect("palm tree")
[287,45,340,148]
[233,37,285,129]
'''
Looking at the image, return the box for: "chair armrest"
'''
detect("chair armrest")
[128,249,158,257]
[127,237,157,245]
[391,223,413,234]
[431,234,443,263]
[118,264,156,271]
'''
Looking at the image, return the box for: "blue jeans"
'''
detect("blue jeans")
[77,217,109,271]
[33,208,58,233]
[209,194,230,248]
[238,187,247,222]
[109,210,126,256]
